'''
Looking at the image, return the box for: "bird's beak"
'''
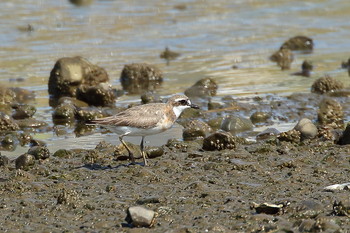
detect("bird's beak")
[190,104,200,109]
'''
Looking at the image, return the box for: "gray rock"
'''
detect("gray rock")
[311,76,344,94]
[221,116,253,134]
[15,153,35,170]
[317,97,343,128]
[76,83,116,107]
[183,120,212,141]
[0,113,19,132]
[12,104,36,119]
[120,63,163,94]
[250,111,270,124]
[0,155,9,167]
[28,146,50,160]
[125,206,156,227]
[256,128,280,141]
[270,47,294,70]
[49,56,109,98]
[281,36,314,51]
[52,103,76,124]
[294,118,318,140]
[203,131,236,151]
[184,77,218,98]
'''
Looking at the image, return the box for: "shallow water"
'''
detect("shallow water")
[0,0,349,156]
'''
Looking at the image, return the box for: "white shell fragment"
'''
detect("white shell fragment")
[324,183,350,191]
[126,206,156,227]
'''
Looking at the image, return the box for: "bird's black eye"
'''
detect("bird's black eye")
[179,99,187,105]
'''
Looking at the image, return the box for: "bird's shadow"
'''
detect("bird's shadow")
[78,162,145,170]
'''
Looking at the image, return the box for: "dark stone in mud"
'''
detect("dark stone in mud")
[120,63,163,94]
[52,103,76,124]
[250,111,270,124]
[206,117,223,130]
[270,47,294,70]
[76,83,116,107]
[53,149,74,159]
[184,77,218,98]
[49,56,109,99]
[146,147,164,159]
[0,155,9,166]
[182,120,212,141]
[317,97,343,128]
[1,134,17,151]
[15,153,35,170]
[0,113,19,132]
[221,116,253,134]
[28,146,50,160]
[125,206,156,227]
[160,47,180,61]
[57,189,80,209]
[141,92,162,104]
[311,76,344,94]
[294,118,318,140]
[292,60,313,77]
[203,131,236,151]
[338,123,350,145]
[12,104,36,119]
[16,118,48,129]
[75,107,104,122]
[277,129,301,143]
[281,35,314,51]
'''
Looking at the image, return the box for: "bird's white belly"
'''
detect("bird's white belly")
[103,125,168,137]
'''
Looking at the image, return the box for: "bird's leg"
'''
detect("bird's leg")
[140,136,148,166]
[119,135,135,164]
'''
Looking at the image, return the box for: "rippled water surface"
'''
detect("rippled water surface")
[0,0,349,156]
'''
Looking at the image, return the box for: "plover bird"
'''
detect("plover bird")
[89,94,199,166]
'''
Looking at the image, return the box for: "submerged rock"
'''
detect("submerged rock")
[48,56,109,99]
[184,78,218,98]
[52,103,76,124]
[294,118,318,140]
[69,0,93,6]
[250,111,270,124]
[125,206,156,227]
[270,47,294,70]
[160,47,180,61]
[182,119,212,141]
[281,36,314,51]
[0,155,9,167]
[76,83,116,107]
[317,98,343,128]
[12,104,36,119]
[292,60,313,77]
[221,116,253,134]
[10,87,35,103]
[203,131,236,151]
[120,63,163,94]
[311,76,344,94]
[15,153,35,170]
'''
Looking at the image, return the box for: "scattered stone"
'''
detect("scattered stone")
[250,111,270,124]
[296,199,324,218]
[182,120,212,141]
[256,128,280,141]
[57,97,89,108]
[251,202,287,215]
[280,36,314,51]
[125,206,156,228]
[12,104,36,119]
[15,153,35,170]
[0,155,9,167]
[141,92,162,104]
[120,63,163,94]
[28,146,50,160]
[292,60,313,77]
[221,116,253,134]
[69,0,93,6]
[294,118,318,140]
[53,149,74,159]
[52,103,76,124]
[16,118,48,129]
[277,129,301,143]
[49,56,109,99]
[317,98,343,128]
[206,117,224,130]
[146,147,164,159]
[270,47,294,70]
[184,78,218,98]
[76,83,116,107]
[203,131,236,151]
[311,76,344,94]
[338,123,350,145]
[0,113,19,132]
[57,189,80,209]
[10,87,35,103]
[0,87,16,104]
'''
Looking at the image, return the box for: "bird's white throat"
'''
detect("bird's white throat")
[173,105,190,118]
